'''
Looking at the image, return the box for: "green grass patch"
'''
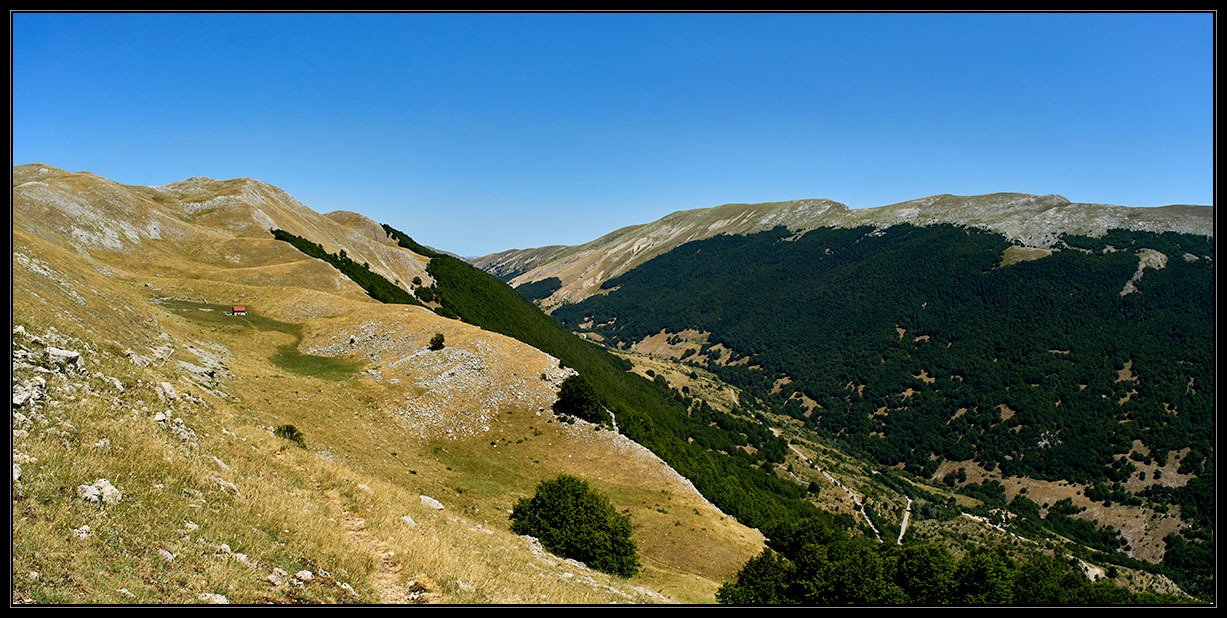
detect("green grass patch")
[154,298,362,381]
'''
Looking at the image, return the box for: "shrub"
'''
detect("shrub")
[510,475,639,577]
[274,424,306,448]
[428,333,446,351]
[553,374,610,425]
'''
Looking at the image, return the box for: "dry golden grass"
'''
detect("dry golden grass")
[12,166,763,604]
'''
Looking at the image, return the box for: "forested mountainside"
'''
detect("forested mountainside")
[552,224,1215,599]
[477,194,1212,309]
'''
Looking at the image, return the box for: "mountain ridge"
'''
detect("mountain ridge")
[474,192,1213,308]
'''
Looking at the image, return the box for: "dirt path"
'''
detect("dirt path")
[897,497,912,544]
[788,444,882,542]
[294,462,437,604]
[338,511,426,604]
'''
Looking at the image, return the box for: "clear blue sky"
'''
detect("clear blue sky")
[12,12,1214,257]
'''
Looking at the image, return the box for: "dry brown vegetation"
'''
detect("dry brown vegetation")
[11,164,763,604]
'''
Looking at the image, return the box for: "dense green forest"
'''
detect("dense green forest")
[553,224,1215,599]
[718,518,1184,606]
[514,277,562,301]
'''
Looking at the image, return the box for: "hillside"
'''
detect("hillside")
[475,193,1212,308]
[11,164,766,604]
[550,223,1215,600]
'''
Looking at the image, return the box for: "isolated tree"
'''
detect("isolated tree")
[510,475,639,577]
[428,333,445,351]
[553,374,610,425]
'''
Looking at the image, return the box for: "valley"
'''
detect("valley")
[11,164,1214,604]
[484,196,1215,603]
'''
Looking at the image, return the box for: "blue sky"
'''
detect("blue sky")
[12,12,1214,256]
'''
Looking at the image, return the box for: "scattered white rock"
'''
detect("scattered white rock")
[158,548,176,562]
[13,463,22,482]
[400,514,418,528]
[456,579,476,592]
[338,581,359,599]
[215,543,232,555]
[77,478,123,505]
[156,382,178,403]
[93,438,111,450]
[197,592,230,604]
[12,383,39,407]
[117,588,135,598]
[44,347,85,374]
[420,495,445,510]
[72,524,92,540]
[183,521,199,533]
[214,477,238,493]
[232,552,257,568]
[294,569,314,582]
[211,456,230,471]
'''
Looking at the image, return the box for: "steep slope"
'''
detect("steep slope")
[474,199,846,310]
[11,164,765,604]
[476,193,1212,308]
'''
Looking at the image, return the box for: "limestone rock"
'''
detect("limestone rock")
[77,478,122,505]
[197,593,229,604]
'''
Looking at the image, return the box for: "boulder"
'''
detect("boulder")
[77,479,123,505]
[419,495,445,510]
[197,593,230,604]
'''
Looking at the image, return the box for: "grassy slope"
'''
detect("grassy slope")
[12,219,762,603]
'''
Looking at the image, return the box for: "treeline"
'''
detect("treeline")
[271,229,422,306]
[380,223,834,532]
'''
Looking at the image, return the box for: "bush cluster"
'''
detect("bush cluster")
[510,475,639,578]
